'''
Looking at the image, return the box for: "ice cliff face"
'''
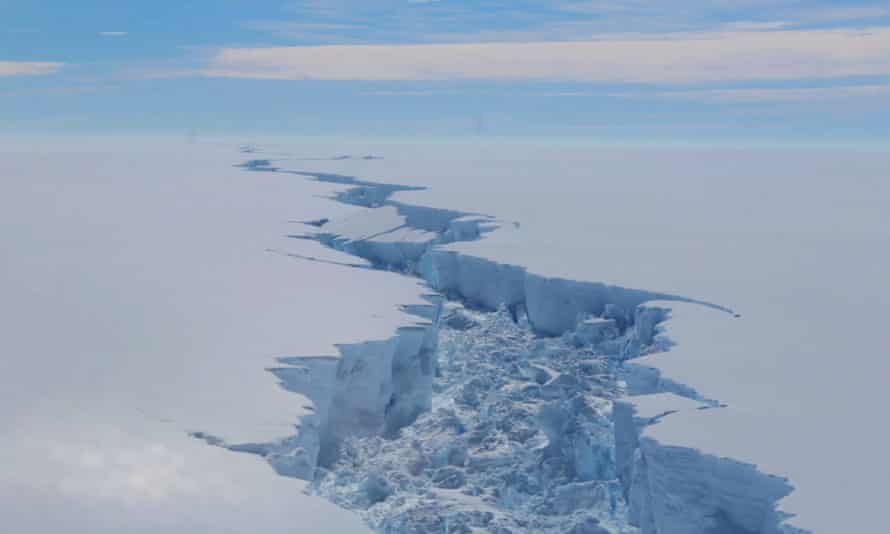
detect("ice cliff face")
[614,311,802,534]
[199,157,807,534]
[629,437,795,534]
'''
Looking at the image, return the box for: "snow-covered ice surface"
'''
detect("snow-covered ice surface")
[229,139,888,534]
[0,141,441,533]
[4,138,888,533]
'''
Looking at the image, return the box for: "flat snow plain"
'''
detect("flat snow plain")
[273,138,890,533]
[3,138,887,533]
[0,141,443,533]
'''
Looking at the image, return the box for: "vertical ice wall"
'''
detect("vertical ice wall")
[630,436,795,534]
[614,308,801,534]
[294,304,443,471]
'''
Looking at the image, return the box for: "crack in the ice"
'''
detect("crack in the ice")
[265,247,374,271]
[191,151,802,534]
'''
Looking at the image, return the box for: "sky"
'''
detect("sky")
[2,0,890,144]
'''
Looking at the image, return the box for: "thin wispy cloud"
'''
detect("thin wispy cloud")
[203,27,890,84]
[790,5,890,24]
[361,90,457,96]
[99,31,128,37]
[720,21,788,31]
[562,0,890,26]
[248,1,890,46]
[0,60,64,77]
[643,84,890,102]
[0,84,110,98]
[518,84,890,102]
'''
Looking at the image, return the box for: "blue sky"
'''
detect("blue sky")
[3,0,890,143]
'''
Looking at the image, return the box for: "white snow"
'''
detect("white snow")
[0,141,438,533]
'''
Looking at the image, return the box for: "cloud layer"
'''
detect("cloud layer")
[0,61,64,77]
[205,27,890,84]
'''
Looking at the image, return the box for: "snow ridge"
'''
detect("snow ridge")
[201,156,806,534]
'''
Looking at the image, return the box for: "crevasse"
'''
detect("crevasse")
[197,158,807,534]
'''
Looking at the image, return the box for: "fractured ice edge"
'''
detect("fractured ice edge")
[194,158,807,534]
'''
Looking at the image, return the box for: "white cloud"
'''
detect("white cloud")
[361,90,456,96]
[99,31,128,37]
[0,61,64,77]
[203,26,890,84]
[642,84,890,102]
[793,6,890,24]
[508,84,890,101]
[720,21,788,31]
[564,0,890,23]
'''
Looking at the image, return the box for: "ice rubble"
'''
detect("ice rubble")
[218,161,805,534]
[311,306,630,533]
